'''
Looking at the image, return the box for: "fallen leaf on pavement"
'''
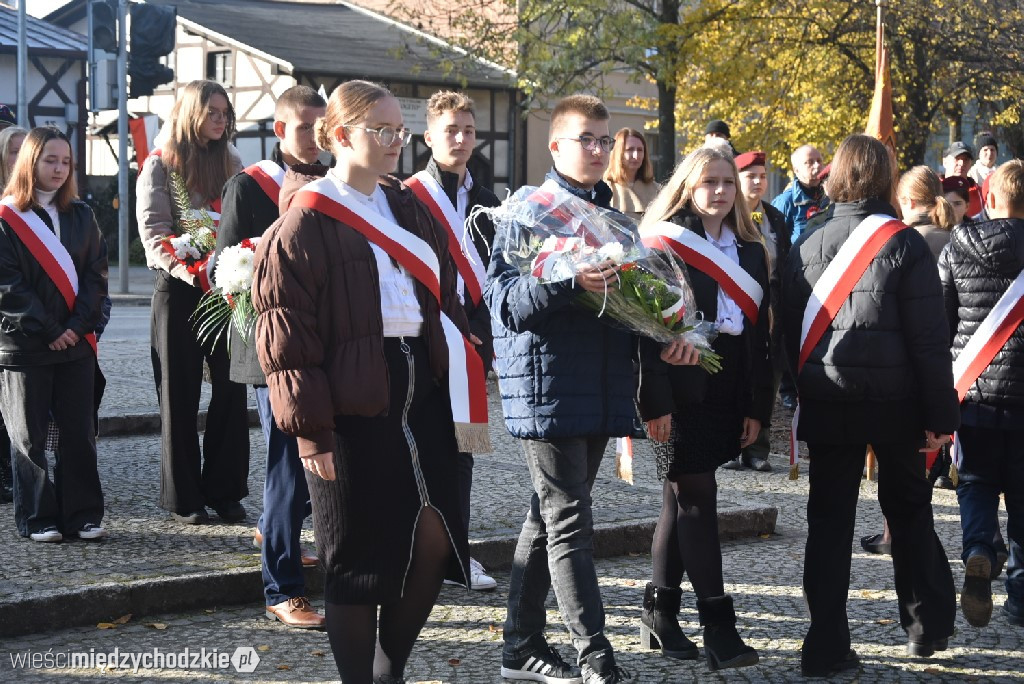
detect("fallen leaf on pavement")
[145,623,167,630]
[448,658,461,666]
[113,614,132,624]
[97,623,117,629]
[277,665,291,671]
[311,651,325,657]
[876,619,894,625]
[258,645,271,652]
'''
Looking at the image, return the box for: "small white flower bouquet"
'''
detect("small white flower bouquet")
[160,172,218,290]
[191,238,260,349]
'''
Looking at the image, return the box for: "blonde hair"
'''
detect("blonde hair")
[426,90,474,125]
[988,159,1024,215]
[161,80,236,202]
[314,80,393,152]
[4,127,78,212]
[605,127,654,185]
[640,146,761,245]
[0,125,28,191]
[897,166,955,230]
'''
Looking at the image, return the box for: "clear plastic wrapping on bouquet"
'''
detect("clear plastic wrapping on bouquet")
[477,184,721,371]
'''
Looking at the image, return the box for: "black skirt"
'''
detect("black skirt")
[653,333,745,479]
[306,336,470,604]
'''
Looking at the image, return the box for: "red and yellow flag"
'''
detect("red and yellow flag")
[865,23,896,157]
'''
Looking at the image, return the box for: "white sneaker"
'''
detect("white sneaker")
[78,523,108,540]
[30,526,62,543]
[469,557,497,591]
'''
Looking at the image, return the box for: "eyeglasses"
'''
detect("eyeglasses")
[345,125,413,148]
[206,109,229,123]
[558,134,615,153]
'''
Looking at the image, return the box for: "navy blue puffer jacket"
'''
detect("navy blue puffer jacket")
[485,169,636,439]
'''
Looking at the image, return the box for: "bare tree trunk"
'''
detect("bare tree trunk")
[656,79,676,182]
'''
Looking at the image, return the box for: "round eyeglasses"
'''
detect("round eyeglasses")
[558,134,615,153]
[345,125,413,147]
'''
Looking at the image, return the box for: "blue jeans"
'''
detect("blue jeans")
[254,386,312,606]
[956,424,1024,610]
[503,437,613,667]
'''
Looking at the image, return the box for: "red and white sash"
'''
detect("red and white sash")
[288,177,491,453]
[405,171,486,307]
[639,220,763,323]
[947,267,1024,468]
[789,214,908,474]
[243,160,285,206]
[0,197,98,355]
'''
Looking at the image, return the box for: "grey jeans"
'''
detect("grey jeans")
[503,436,613,666]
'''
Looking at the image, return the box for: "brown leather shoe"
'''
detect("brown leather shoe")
[265,597,325,629]
[252,529,319,567]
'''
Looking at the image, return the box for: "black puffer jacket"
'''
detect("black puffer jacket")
[939,217,1024,428]
[0,201,108,366]
[782,198,960,443]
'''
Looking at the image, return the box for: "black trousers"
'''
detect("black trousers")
[0,355,104,536]
[802,441,955,668]
[150,272,249,513]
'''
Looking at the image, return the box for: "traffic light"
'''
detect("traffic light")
[89,0,118,58]
[128,4,177,98]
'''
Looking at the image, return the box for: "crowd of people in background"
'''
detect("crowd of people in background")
[0,84,1021,684]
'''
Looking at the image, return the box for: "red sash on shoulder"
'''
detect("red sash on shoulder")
[788,213,908,475]
[288,177,491,453]
[405,171,485,306]
[0,198,98,355]
[639,220,764,323]
[947,268,1024,469]
[243,160,285,206]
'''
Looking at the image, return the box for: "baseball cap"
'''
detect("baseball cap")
[944,141,973,159]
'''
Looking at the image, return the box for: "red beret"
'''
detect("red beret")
[942,176,972,193]
[734,151,765,171]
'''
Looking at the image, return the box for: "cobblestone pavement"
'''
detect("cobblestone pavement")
[1,504,1019,684]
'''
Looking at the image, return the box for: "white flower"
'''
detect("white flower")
[194,227,214,243]
[597,242,625,264]
[169,235,201,261]
[215,243,256,294]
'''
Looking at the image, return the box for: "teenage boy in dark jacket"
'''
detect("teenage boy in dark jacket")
[487,94,698,684]
[938,159,1024,629]
[420,91,499,592]
[214,85,326,630]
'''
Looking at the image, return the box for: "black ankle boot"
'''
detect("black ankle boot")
[696,594,758,671]
[640,583,699,660]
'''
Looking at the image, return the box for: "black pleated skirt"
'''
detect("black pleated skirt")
[653,333,745,479]
[305,336,470,603]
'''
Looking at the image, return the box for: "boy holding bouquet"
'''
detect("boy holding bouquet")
[486,94,698,684]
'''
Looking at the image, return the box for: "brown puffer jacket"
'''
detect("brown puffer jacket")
[252,167,470,460]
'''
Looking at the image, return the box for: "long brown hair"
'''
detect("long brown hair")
[0,125,29,190]
[605,127,654,185]
[4,127,78,212]
[161,80,236,201]
[314,80,393,153]
[825,134,896,206]
[897,166,955,230]
[640,146,761,245]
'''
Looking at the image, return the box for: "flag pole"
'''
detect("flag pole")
[876,0,887,76]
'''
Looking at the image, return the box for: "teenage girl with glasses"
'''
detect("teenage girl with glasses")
[136,79,250,525]
[252,80,473,684]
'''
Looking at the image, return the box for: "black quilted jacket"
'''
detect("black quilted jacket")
[939,217,1024,428]
[782,198,960,444]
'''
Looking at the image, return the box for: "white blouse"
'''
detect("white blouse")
[706,226,745,336]
[331,172,424,338]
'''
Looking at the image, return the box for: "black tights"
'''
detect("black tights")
[651,472,724,598]
[325,506,452,684]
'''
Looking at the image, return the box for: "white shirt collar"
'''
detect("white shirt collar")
[707,225,737,248]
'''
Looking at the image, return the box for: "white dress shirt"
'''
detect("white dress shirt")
[330,171,424,337]
[454,168,474,305]
[706,225,745,336]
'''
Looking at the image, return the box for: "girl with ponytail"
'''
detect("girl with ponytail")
[897,166,956,259]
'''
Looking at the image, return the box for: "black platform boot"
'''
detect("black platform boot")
[696,594,759,671]
[639,583,699,660]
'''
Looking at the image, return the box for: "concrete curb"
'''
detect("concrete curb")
[99,408,261,437]
[109,294,153,306]
[1,507,778,637]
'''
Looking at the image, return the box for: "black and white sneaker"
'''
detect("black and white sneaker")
[501,647,582,683]
[581,653,634,683]
[78,523,108,540]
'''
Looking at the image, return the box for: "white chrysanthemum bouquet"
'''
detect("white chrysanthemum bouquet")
[192,238,260,349]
